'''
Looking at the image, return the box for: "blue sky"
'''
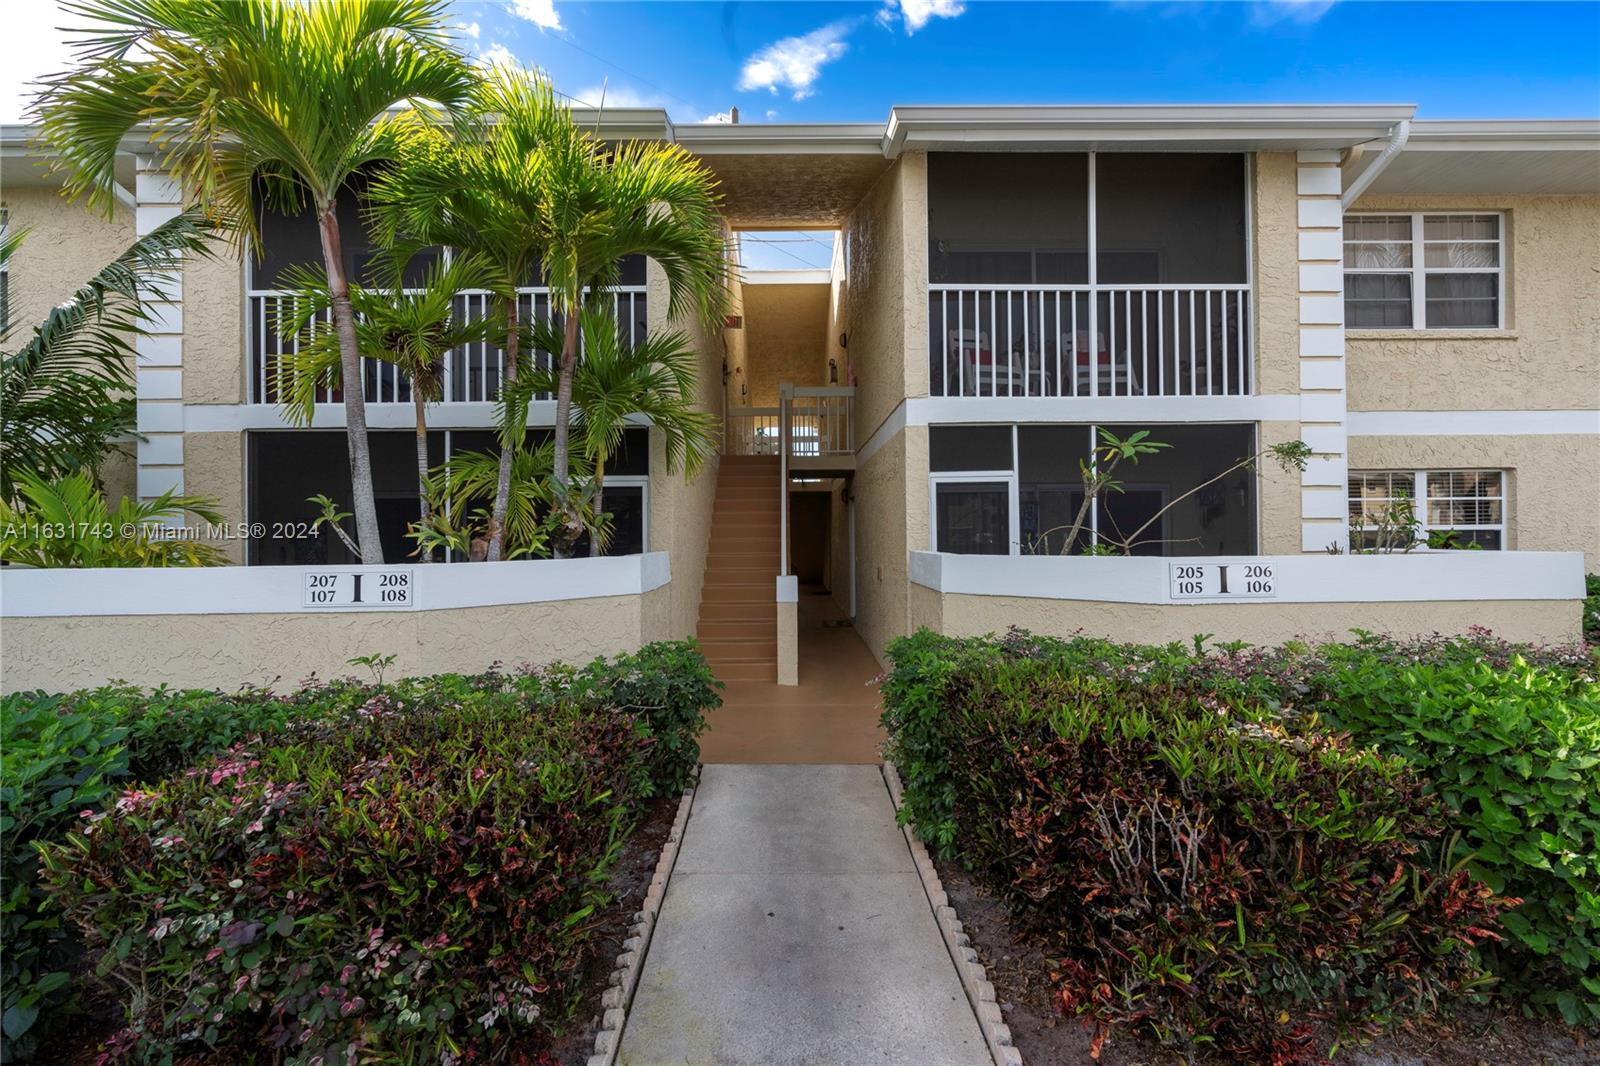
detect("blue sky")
[442,0,1598,265]
[5,1,1595,268]
[454,1,1600,125]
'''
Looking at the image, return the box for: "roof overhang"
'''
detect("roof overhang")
[882,104,1418,155]
[1344,120,1600,197]
[674,123,884,156]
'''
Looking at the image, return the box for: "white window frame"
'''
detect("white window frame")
[1347,468,1507,550]
[930,471,1019,556]
[603,475,651,556]
[1344,211,1506,330]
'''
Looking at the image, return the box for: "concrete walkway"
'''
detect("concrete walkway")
[617,764,990,1066]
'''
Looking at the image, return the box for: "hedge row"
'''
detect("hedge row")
[0,641,719,1062]
[882,627,1598,1061]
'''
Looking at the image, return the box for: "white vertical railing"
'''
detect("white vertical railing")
[247,285,647,405]
[785,386,854,457]
[723,407,782,455]
[927,284,1251,399]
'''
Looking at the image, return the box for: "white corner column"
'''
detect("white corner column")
[1294,150,1348,553]
[134,157,186,501]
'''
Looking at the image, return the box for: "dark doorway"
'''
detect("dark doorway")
[789,491,830,584]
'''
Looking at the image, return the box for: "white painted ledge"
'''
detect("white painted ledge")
[0,553,671,618]
[909,550,1584,606]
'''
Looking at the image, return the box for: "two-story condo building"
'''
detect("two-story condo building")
[3,104,1596,685]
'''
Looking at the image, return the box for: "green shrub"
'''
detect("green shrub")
[883,629,1512,1062]
[0,695,128,1060]
[42,689,652,1063]
[1585,573,1599,642]
[1303,648,1600,1025]
[580,640,721,795]
[4,640,718,1061]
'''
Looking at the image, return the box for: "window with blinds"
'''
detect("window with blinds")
[1348,469,1506,550]
[1344,213,1504,330]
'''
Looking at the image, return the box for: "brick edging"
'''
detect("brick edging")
[882,761,1024,1066]
[587,767,700,1066]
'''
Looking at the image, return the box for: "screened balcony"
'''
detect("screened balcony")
[927,152,1251,399]
[244,183,647,406]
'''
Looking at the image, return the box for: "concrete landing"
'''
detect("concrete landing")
[617,764,990,1066]
[700,591,886,764]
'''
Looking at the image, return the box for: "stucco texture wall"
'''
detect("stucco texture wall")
[740,282,830,404]
[1259,420,1307,554]
[184,431,248,564]
[1252,152,1301,399]
[851,424,928,663]
[4,186,133,339]
[647,258,724,639]
[840,153,929,444]
[184,246,246,405]
[1349,432,1600,568]
[1344,194,1600,412]
[922,591,1579,647]
[1,594,659,693]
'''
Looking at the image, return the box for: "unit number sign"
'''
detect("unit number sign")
[1168,563,1277,601]
[303,570,415,608]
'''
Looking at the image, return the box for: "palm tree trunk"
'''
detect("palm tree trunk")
[316,204,383,564]
[413,389,432,562]
[486,293,519,561]
[551,308,581,559]
[591,453,605,556]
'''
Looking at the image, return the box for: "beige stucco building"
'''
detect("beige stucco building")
[3,105,1595,686]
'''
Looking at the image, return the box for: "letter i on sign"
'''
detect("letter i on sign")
[1216,565,1229,594]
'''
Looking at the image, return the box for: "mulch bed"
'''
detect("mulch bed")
[935,860,1594,1066]
[35,795,682,1066]
[548,792,678,1065]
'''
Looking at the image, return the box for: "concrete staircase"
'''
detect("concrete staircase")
[697,455,780,682]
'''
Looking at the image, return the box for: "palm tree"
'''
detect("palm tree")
[368,68,562,562]
[376,67,730,558]
[1,209,216,502]
[523,306,717,537]
[272,251,503,559]
[37,0,477,563]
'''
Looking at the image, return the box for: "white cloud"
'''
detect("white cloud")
[1,1,77,123]
[880,0,967,34]
[700,110,733,124]
[455,21,481,40]
[1250,0,1337,26]
[765,109,780,121]
[476,43,518,70]
[737,21,852,100]
[508,0,562,32]
[573,83,668,109]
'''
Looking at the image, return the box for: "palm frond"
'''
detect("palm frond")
[1,208,218,500]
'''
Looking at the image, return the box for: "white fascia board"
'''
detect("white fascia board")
[908,550,1586,604]
[741,269,831,286]
[0,553,671,618]
[675,123,886,156]
[883,104,1417,156]
[1404,119,1600,151]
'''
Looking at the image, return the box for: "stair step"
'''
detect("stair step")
[698,621,777,642]
[710,554,779,568]
[712,514,779,528]
[702,584,771,604]
[711,531,778,545]
[700,602,777,623]
[712,660,777,681]
[701,639,779,660]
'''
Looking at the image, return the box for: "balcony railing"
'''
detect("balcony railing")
[246,286,648,405]
[724,387,854,460]
[929,284,1251,399]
